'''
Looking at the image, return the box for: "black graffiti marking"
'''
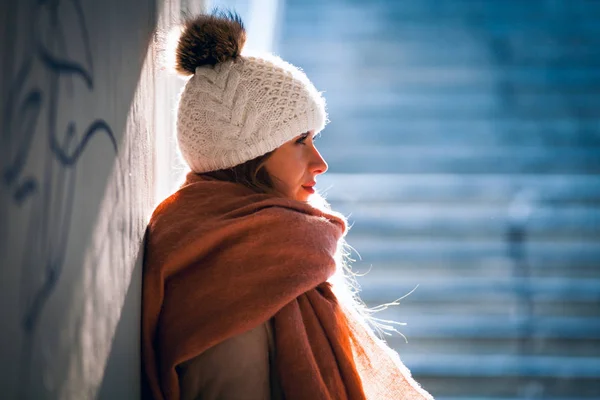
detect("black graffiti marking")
[1,0,118,396]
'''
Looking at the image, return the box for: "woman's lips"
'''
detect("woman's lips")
[302,186,315,194]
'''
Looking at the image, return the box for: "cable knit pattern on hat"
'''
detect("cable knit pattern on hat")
[177,53,327,173]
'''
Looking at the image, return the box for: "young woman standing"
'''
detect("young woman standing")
[141,10,433,400]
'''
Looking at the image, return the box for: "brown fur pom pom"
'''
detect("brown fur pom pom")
[176,10,246,76]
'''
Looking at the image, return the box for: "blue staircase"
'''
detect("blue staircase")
[277,0,600,398]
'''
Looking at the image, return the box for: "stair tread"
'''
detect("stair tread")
[366,313,600,339]
[357,276,600,299]
[320,146,600,174]
[331,203,600,238]
[400,353,600,377]
[318,173,600,203]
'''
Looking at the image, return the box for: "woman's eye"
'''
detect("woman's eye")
[295,135,309,145]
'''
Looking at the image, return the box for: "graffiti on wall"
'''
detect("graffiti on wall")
[1,0,117,395]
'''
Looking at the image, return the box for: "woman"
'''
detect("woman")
[142,10,433,400]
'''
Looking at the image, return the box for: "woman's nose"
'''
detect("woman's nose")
[311,146,328,175]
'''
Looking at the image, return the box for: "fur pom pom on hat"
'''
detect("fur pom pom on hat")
[175,10,328,173]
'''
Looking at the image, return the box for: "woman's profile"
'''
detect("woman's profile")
[141,10,433,400]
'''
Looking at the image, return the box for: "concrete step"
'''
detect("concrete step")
[324,100,600,121]
[319,146,600,174]
[320,96,600,121]
[332,203,600,240]
[320,91,600,112]
[342,237,600,267]
[435,398,593,400]
[400,354,600,378]
[317,118,600,147]
[285,0,600,21]
[361,297,600,318]
[283,17,600,44]
[361,296,600,318]
[317,173,600,204]
[363,312,600,340]
[356,276,600,303]
[416,375,600,399]
[346,257,599,279]
[300,66,600,93]
[434,398,592,400]
[283,37,600,69]
[281,38,493,68]
[390,336,600,358]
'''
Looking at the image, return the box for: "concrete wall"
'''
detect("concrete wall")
[0,0,181,398]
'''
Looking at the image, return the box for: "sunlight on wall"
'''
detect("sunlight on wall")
[60,36,158,399]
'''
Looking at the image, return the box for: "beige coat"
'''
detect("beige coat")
[177,320,283,400]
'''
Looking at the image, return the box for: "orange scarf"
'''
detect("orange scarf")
[142,173,433,399]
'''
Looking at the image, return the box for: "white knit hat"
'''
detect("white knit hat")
[175,12,327,173]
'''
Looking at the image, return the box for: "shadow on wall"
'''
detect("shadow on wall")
[2,0,117,382]
[96,238,145,400]
[0,0,165,398]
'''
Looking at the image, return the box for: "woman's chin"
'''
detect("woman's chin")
[295,188,315,202]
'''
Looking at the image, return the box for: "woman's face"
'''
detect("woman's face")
[264,130,328,202]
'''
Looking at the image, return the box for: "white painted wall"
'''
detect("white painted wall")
[0,0,181,398]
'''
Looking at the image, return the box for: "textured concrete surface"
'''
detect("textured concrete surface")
[0,0,180,398]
